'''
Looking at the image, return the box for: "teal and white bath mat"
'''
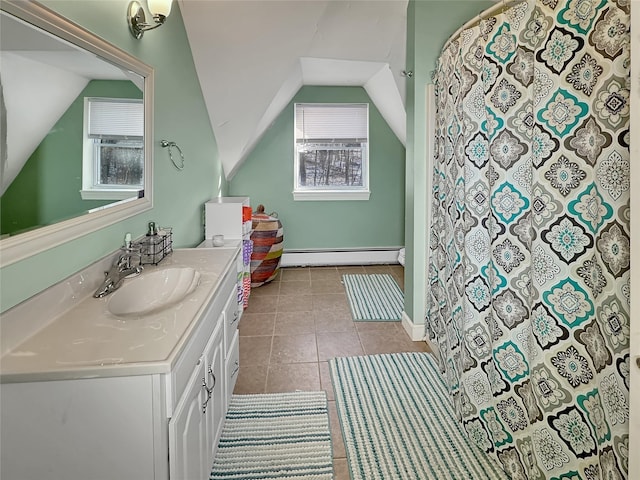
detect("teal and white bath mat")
[210,391,333,480]
[342,273,404,321]
[330,352,508,480]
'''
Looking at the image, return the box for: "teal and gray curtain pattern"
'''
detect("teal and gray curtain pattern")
[426,0,630,478]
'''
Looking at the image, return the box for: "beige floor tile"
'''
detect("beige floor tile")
[270,334,318,364]
[274,311,316,335]
[389,265,404,275]
[279,280,312,295]
[337,265,366,274]
[233,365,267,394]
[313,310,356,333]
[280,267,310,282]
[319,361,334,401]
[277,294,313,312]
[317,331,364,361]
[249,281,280,296]
[312,293,350,312]
[354,320,402,333]
[310,267,341,282]
[328,401,346,458]
[358,330,429,356]
[391,275,404,289]
[310,279,345,294]
[332,458,350,480]
[363,264,394,274]
[244,295,278,314]
[239,336,272,366]
[238,312,276,336]
[265,363,320,392]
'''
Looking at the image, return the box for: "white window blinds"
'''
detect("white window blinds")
[87,98,143,139]
[295,103,368,143]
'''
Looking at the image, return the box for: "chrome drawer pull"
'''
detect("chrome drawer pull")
[230,360,239,379]
[201,377,212,413]
[208,365,216,389]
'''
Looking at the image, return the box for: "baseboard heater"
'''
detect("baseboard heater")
[281,247,403,267]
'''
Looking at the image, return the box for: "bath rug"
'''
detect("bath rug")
[342,273,403,321]
[209,391,333,480]
[330,352,508,480]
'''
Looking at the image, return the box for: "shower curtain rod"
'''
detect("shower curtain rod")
[441,0,527,52]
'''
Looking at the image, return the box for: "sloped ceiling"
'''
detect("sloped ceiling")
[179,0,409,179]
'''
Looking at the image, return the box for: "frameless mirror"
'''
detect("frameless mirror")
[0,1,153,267]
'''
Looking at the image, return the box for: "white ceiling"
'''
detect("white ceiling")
[178,0,409,179]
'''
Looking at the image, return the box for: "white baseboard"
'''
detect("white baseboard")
[401,311,426,341]
[281,248,402,267]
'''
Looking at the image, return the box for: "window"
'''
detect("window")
[81,97,144,200]
[294,103,369,200]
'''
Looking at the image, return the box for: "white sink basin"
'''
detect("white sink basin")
[108,267,201,317]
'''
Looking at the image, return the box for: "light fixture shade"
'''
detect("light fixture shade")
[147,0,172,17]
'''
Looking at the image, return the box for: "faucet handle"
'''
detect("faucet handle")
[115,247,141,270]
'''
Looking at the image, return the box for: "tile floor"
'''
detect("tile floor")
[233,264,430,479]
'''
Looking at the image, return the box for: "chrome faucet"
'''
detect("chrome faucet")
[93,249,143,298]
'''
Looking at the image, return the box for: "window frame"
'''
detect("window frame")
[293,102,370,201]
[81,97,144,200]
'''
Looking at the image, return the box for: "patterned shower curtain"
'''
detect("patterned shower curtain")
[426,0,630,478]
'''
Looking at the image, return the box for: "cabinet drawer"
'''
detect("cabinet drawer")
[223,291,241,355]
[225,331,240,407]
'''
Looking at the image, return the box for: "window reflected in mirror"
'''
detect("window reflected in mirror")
[0,4,149,241]
[82,96,144,201]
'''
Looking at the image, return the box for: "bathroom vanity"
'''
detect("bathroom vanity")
[0,247,242,480]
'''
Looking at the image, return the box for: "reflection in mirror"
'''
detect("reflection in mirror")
[0,1,153,267]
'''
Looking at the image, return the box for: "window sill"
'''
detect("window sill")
[293,190,370,201]
[80,189,141,201]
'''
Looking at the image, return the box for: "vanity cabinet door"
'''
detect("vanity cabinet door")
[169,321,225,479]
[225,330,240,409]
[169,355,208,480]
[203,319,226,463]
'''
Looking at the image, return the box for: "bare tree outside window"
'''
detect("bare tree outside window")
[298,144,363,187]
[97,139,143,187]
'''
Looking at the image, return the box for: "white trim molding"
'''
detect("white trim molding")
[401,311,425,342]
[292,190,370,201]
[280,247,402,266]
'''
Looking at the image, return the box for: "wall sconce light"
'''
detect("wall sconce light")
[128,0,172,40]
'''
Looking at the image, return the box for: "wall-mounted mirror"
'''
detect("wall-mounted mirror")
[0,0,153,267]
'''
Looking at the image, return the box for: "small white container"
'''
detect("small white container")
[212,234,225,247]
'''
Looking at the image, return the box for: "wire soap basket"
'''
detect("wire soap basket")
[134,227,173,265]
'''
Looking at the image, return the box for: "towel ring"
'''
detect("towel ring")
[161,140,185,170]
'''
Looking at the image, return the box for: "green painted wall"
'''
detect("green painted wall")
[228,86,405,250]
[0,0,496,317]
[0,1,221,312]
[404,0,494,323]
[1,80,141,236]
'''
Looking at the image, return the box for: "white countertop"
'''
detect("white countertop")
[0,247,239,383]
